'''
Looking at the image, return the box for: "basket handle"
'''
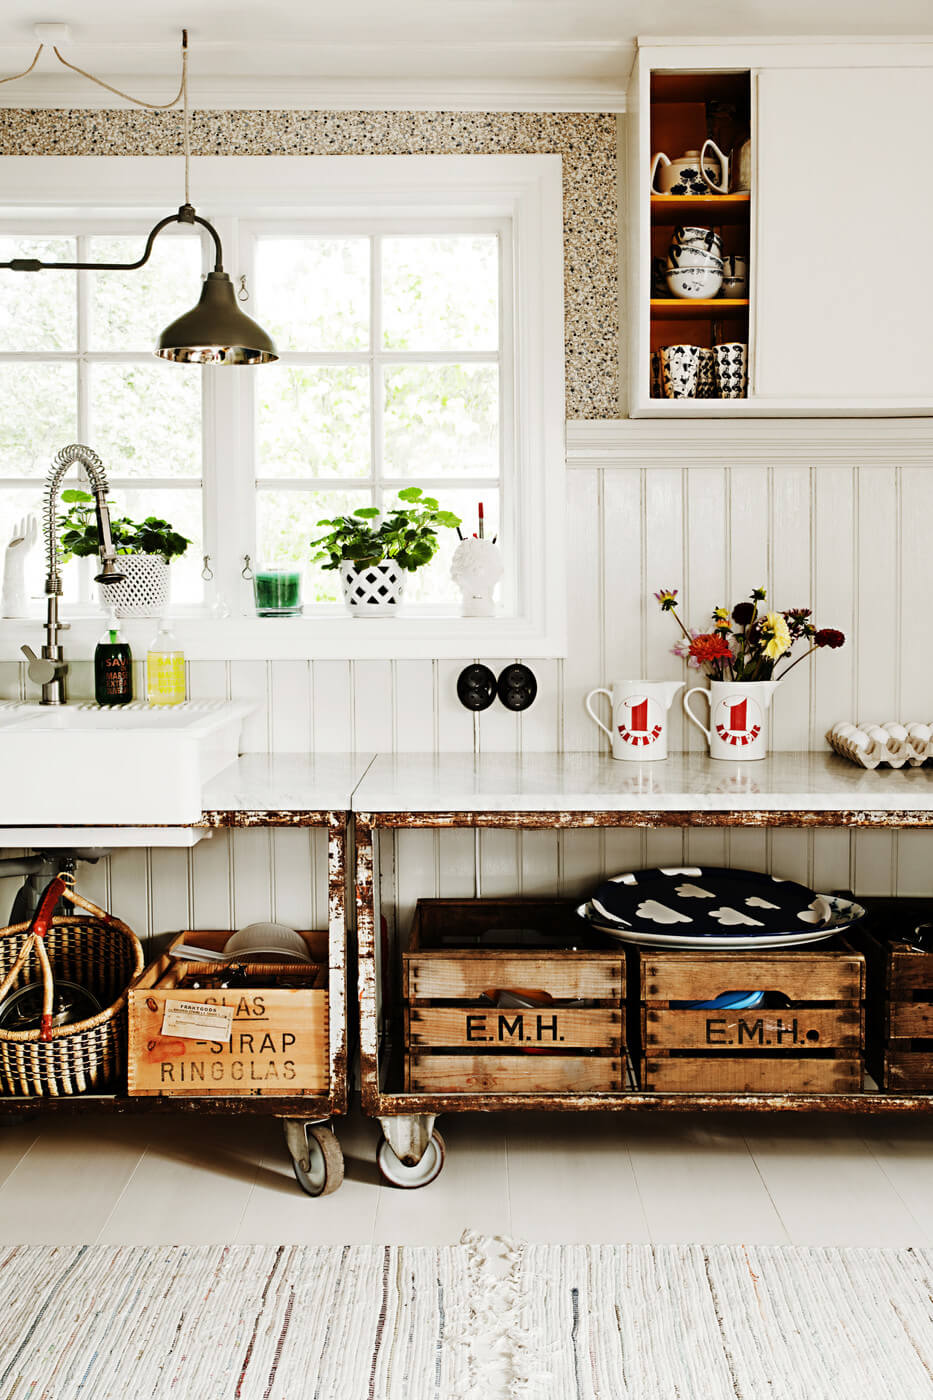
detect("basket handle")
[57,885,115,923]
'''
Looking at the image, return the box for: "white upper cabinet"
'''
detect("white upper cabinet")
[627,39,933,417]
[754,66,933,407]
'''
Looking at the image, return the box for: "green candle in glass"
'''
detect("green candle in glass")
[253,567,302,617]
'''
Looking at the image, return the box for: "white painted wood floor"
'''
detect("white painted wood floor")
[0,1102,931,1247]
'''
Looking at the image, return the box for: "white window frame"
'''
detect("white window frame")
[0,154,566,660]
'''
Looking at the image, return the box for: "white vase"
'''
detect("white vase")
[96,553,169,619]
[339,560,405,617]
[683,679,781,760]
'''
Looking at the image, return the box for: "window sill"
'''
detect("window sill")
[0,611,566,662]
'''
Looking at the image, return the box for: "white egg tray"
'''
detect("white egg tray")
[826,721,933,769]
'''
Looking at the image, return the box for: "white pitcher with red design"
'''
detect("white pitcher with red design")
[683,679,780,760]
[585,679,685,761]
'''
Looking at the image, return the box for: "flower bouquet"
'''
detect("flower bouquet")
[655,586,845,680]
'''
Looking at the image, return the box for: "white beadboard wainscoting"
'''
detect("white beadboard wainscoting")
[1,420,932,939]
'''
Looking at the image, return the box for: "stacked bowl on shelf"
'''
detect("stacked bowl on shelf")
[651,224,749,400]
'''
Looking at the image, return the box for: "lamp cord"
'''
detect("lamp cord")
[0,43,44,84]
[1,33,192,203]
[50,41,186,111]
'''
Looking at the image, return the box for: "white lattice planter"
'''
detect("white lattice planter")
[339,561,404,617]
[97,554,169,620]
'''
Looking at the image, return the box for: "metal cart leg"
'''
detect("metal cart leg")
[376,1113,446,1188]
[283,1118,345,1197]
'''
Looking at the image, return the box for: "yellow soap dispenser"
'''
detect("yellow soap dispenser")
[146,620,185,706]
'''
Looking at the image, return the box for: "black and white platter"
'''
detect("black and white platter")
[577,866,865,950]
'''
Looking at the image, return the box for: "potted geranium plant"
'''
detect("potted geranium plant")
[59,489,190,619]
[310,487,461,616]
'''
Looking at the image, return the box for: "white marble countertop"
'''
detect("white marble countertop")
[351,751,933,814]
[201,753,375,815]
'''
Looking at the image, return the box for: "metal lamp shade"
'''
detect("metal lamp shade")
[155,270,278,364]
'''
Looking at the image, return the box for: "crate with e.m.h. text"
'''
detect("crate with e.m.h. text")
[403,899,626,1094]
[636,938,865,1093]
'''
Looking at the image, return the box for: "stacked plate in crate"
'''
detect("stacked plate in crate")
[577,867,865,951]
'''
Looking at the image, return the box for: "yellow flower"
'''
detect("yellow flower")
[762,611,792,660]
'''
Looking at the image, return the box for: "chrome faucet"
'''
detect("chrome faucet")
[21,443,125,705]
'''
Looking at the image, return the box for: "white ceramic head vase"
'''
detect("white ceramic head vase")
[450,537,504,617]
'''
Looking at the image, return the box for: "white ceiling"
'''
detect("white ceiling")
[0,1,931,109]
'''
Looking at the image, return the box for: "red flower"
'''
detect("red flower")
[688,632,734,665]
[815,628,845,649]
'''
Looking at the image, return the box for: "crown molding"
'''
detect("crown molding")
[566,418,933,468]
[0,74,628,113]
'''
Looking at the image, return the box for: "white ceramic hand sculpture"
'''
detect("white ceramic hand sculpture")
[450,537,504,618]
[1,514,38,619]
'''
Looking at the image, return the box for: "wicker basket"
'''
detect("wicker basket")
[0,884,143,1097]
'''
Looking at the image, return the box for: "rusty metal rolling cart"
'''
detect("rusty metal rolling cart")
[0,754,365,1199]
[354,752,933,1188]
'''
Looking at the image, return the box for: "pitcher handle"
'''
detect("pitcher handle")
[700,138,727,193]
[649,152,669,195]
[683,686,712,741]
[585,688,613,742]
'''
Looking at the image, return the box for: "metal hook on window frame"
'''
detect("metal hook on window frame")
[237,274,249,303]
[201,554,214,581]
[241,554,253,580]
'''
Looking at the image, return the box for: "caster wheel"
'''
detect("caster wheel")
[377,1130,446,1189]
[291,1125,345,1197]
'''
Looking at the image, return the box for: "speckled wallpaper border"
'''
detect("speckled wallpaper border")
[0,109,619,419]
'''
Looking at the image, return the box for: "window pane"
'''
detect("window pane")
[0,363,77,477]
[255,238,369,352]
[256,365,370,481]
[257,487,372,604]
[89,363,201,478]
[382,236,498,351]
[0,237,77,351]
[113,486,202,605]
[87,234,203,353]
[387,487,500,608]
[383,363,498,477]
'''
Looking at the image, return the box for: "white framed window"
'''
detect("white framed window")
[0,155,566,659]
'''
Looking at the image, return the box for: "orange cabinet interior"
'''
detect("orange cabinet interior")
[648,70,752,386]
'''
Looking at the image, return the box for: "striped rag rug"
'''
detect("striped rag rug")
[1,1235,932,1398]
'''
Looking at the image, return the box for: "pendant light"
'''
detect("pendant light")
[0,30,277,365]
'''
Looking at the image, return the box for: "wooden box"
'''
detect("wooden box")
[637,939,865,1093]
[403,899,626,1094]
[856,902,933,1092]
[128,930,328,1096]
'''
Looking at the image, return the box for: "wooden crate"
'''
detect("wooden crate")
[637,938,865,1093]
[128,930,328,1096]
[403,899,626,1093]
[856,902,933,1092]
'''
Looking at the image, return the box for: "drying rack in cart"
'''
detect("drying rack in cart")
[0,754,370,1198]
[355,751,933,1188]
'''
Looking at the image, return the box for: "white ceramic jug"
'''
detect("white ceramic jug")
[586,679,685,761]
[683,679,780,760]
[700,137,752,194]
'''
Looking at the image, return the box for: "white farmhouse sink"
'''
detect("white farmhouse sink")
[0,701,253,825]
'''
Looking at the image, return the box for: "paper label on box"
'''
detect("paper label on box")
[161,1000,234,1043]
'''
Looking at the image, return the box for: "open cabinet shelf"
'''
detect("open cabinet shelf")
[650,194,750,223]
[651,298,748,319]
[645,65,752,405]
